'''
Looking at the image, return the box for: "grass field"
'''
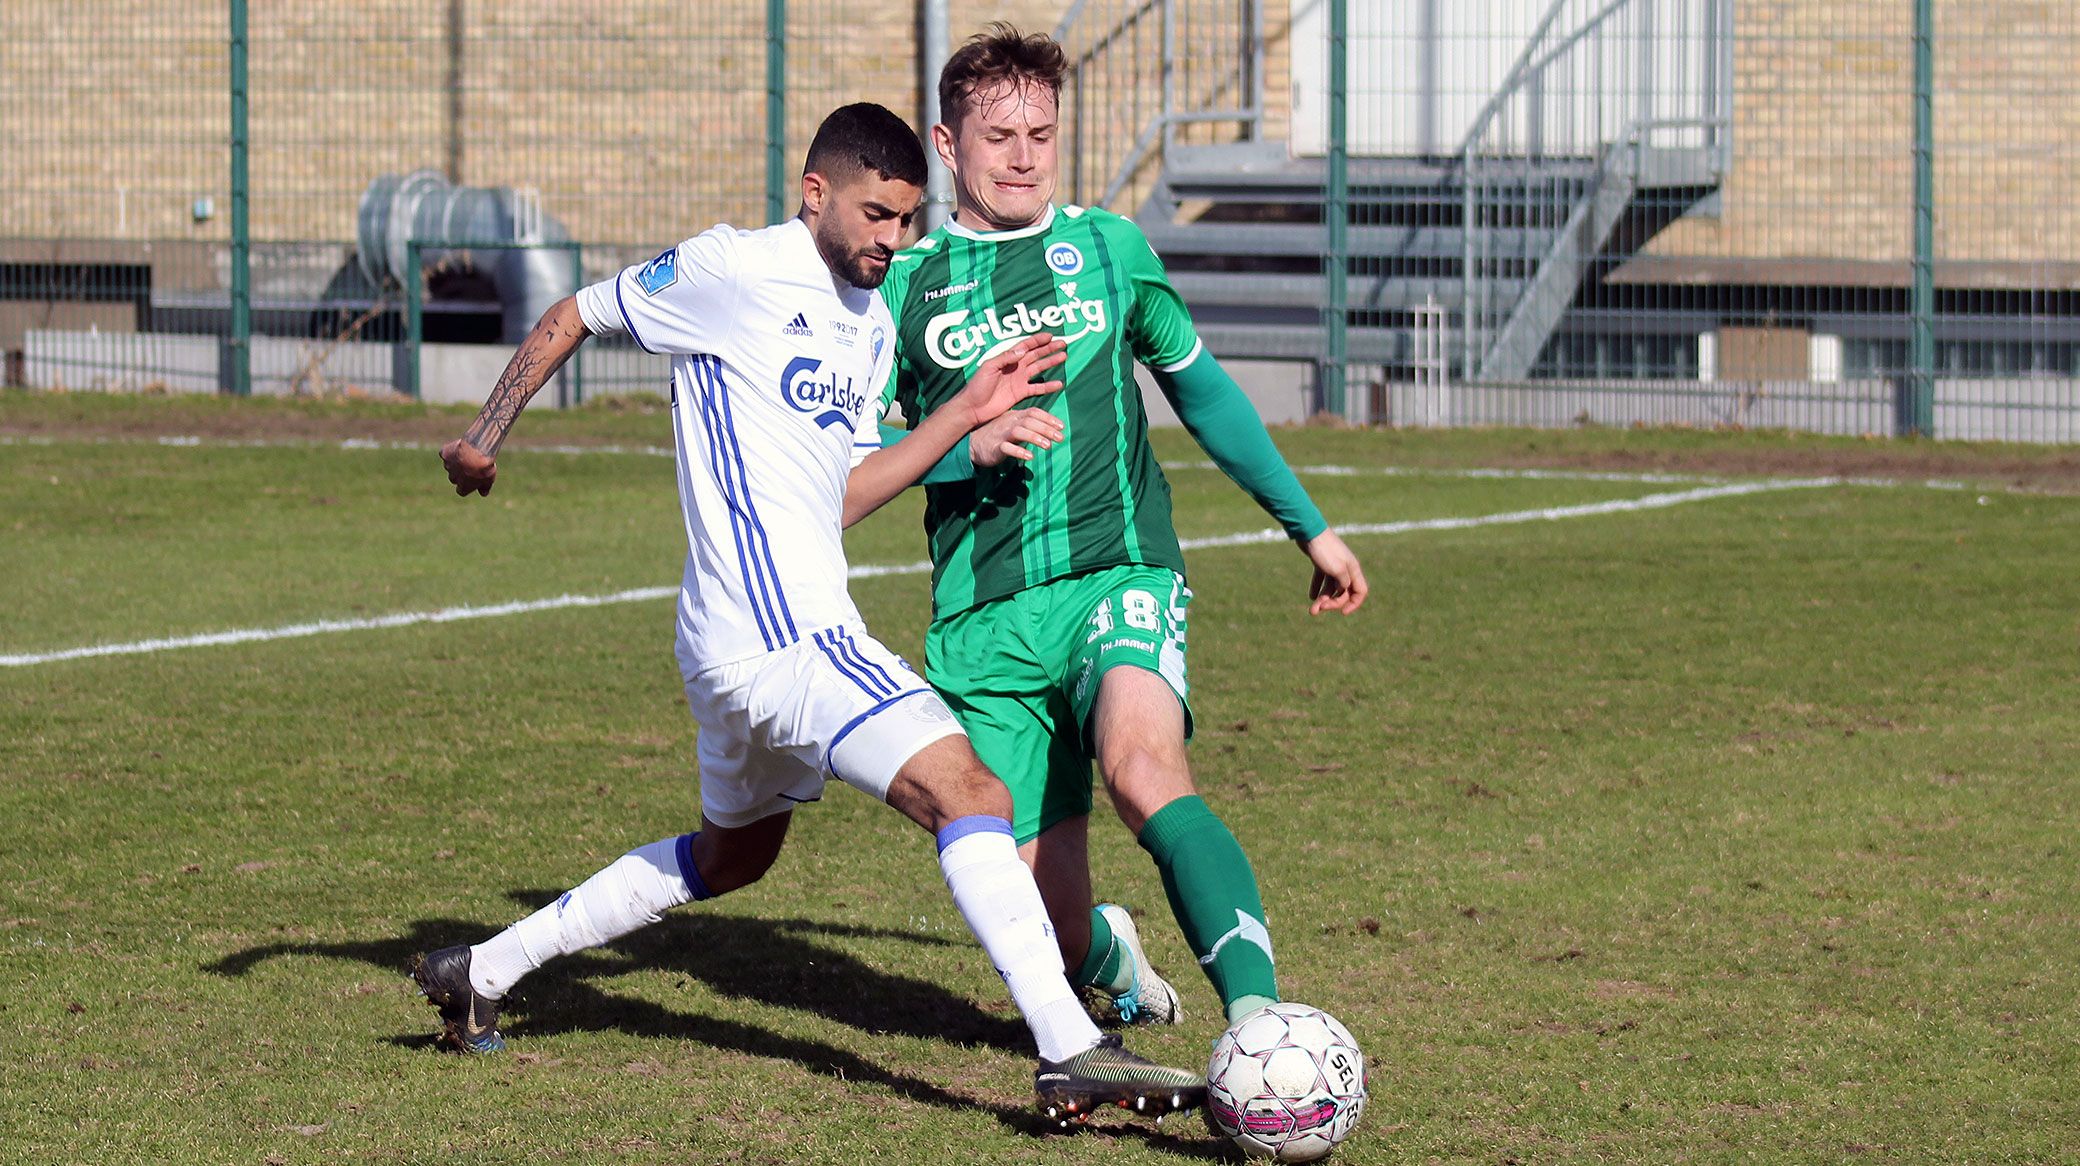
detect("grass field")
[4,391,2078,1164]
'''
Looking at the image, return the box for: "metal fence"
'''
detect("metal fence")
[1287,0,2080,440]
[6,1,2079,443]
[1,0,866,401]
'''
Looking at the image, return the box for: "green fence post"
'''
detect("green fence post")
[405,241,423,401]
[765,0,787,226]
[1907,0,1936,436]
[1321,0,1349,418]
[227,0,252,396]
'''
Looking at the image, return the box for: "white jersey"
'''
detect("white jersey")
[576,219,894,677]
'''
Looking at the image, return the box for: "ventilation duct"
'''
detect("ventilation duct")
[356,170,575,345]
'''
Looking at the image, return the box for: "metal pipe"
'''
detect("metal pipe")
[922,0,952,231]
[1461,148,1477,378]
[357,171,577,347]
[1420,0,1438,157]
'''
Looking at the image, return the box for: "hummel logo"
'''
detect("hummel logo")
[782,312,813,337]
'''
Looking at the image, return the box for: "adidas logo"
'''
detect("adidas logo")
[782,312,814,337]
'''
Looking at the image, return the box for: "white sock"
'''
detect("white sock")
[936,817,1103,1063]
[469,835,700,999]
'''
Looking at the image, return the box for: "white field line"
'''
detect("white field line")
[2,478,1834,668]
[1175,477,1839,549]
[1,587,680,668]
[0,432,1972,491]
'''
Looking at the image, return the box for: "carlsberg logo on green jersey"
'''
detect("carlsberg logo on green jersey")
[922,285,1108,369]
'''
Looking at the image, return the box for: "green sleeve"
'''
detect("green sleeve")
[877,422,976,484]
[875,254,918,415]
[876,337,904,417]
[1110,214,1203,372]
[1152,352,1327,542]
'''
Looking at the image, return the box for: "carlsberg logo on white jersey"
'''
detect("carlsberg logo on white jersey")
[923,286,1107,370]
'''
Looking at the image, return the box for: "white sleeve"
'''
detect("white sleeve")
[848,315,898,468]
[573,226,743,355]
[848,420,882,468]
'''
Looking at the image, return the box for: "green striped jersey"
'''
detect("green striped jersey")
[878,204,1204,618]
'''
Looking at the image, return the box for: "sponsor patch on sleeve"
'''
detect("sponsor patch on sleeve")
[634,247,678,296]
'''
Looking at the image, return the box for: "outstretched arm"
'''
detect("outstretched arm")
[439,295,592,496]
[876,420,976,484]
[1151,351,1368,614]
[875,405,1069,485]
[843,337,1067,528]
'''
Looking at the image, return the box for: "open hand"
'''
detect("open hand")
[968,406,1064,467]
[957,335,1068,426]
[440,438,497,496]
[1300,528,1367,615]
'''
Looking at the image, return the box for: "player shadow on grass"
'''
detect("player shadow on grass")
[201,898,1226,1154]
[203,898,1029,1052]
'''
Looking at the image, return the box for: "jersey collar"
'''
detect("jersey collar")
[944,204,1057,242]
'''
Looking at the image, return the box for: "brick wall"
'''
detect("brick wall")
[4,1,2074,269]
[0,0,1018,247]
[1647,0,2080,266]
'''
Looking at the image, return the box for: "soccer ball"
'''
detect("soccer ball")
[1205,1002,1367,1162]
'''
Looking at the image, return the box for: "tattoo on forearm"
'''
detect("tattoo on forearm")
[461,311,586,457]
[463,350,542,457]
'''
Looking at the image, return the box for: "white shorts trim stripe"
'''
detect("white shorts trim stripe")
[812,627,893,698]
[833,627,899,692]
[822,687,937,771]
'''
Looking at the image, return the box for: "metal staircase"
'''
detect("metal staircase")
[1060,0,1732,383]
[1135,148,1545,369]
[1135,140,1720,377]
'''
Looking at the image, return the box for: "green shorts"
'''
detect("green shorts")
[925,563,1194,844]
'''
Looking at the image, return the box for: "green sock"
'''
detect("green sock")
[1225,992,1278,1025]
[1070,907,1133,996]
[1137,795,1280,1020]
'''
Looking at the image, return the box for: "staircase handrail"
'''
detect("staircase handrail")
[1452,0,1638,165]
[1055,0,1264,210]
[1456,0,1732,376]
[1471,114,1731,378]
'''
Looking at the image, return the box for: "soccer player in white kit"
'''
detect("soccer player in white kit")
[411,103,1203,1125]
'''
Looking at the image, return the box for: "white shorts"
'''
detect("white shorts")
[684,621,965,828]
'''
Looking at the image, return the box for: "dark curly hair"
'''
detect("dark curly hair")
[804,102,927,186]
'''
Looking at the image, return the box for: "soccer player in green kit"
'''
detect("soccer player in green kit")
[872,25,1369,1032]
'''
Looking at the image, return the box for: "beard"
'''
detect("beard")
[814,219,892,289]
[841,250,891,289]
